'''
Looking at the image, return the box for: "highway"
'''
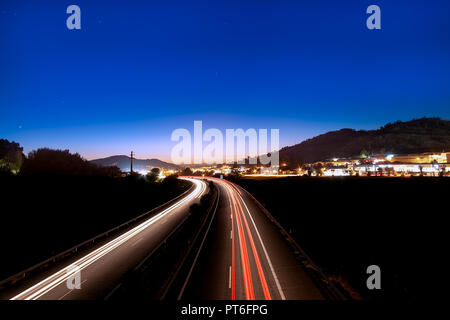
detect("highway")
[179,177,324,300]
[5,178,207,300]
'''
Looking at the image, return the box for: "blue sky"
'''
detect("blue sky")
[1,0,449,160]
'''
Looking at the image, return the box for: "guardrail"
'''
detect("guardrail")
[161,181,218,299]
[0,182,195,290]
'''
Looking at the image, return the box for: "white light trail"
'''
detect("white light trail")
[11,178,205,300]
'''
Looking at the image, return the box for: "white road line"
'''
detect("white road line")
[130,237,144,247]
[236,187,286,300]
[57,279,88,300]
[230,230,232,240]
[177,186,220,300]
[228,266,232,289]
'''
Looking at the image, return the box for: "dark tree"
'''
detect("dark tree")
[146,167,161,182]
[0,139,24,174]
[151,167,161,175]
[181,167,193,176]
[313,163,323,176]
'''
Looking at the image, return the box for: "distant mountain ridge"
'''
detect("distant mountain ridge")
[279,117,450,165]
[90,155,180,171]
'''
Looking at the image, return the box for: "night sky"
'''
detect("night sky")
[1,0,449,161]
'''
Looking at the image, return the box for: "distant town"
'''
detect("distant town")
[142,151,450,178]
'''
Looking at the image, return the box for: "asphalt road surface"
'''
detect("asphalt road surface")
[179,177,324,300]
[5,178,207,300]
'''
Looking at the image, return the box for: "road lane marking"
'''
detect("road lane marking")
[234,193,271,300]
[57,279,87,300]
[230,186,255,300]
[229,266,232,289]
[229,188,236,300]
[231,192,235,300]
[235,187,286,300]
[130,237,144,247]
[177,186,221,300]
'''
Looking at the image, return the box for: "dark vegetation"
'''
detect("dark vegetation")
[0,142,189,280]
[21,148,122,177]
[280,117,450,165]
[236,176,448,299]
[179,167,217,177]
[110,181,216,300]
[0,139,23,174]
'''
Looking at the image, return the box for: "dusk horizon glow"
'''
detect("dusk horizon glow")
[1,0,450,162]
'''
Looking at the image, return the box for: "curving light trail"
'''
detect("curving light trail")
[193,177,285,300]
[11,178,206,300]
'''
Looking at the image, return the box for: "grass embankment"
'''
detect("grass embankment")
[235,176,448,299]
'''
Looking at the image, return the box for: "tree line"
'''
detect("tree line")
[0,139,121,177]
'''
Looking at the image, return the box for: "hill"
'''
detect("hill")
[90,155,180,172]
[279,117,450,165]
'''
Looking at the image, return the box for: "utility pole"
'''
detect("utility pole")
[130,151,134,174]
